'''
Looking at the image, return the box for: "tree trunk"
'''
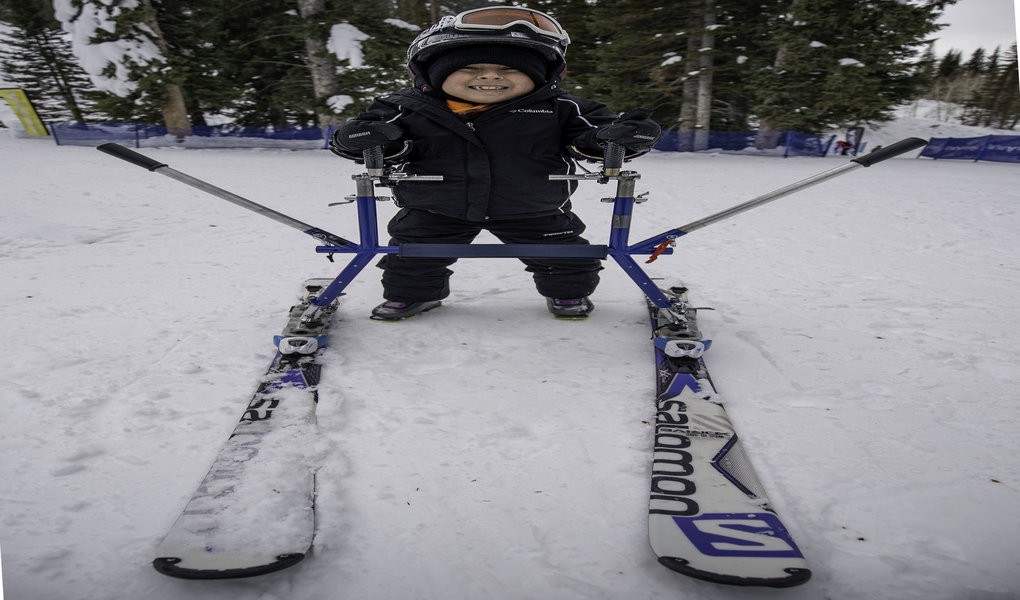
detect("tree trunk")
[138,0,191,138]
[677,2,701,151]
[160,82,191,138]
[694,0,715,151]
[297,0,343,128]
[755,41,788,149]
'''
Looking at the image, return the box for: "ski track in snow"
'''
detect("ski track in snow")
[1,113,1019,600]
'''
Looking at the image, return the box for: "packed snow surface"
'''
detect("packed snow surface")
[1,110,1018,599]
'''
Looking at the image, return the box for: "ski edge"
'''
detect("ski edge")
[658,556,812,588]
[152,552,307,580]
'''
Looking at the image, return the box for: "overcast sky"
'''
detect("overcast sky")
[930,0,1019,57]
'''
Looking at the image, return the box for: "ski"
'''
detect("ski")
[152,278,339,579]
[646,286,811,588]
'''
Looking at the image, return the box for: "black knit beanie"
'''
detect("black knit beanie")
[426,45,550,89]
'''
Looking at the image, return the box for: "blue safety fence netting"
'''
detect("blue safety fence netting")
[652,130,836,157]
[45,121,1018,163]
[50,122,328,149]
[50,121,840,156]
[920,135,1020,163]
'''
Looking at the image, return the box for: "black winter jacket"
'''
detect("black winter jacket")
[357,83,619,222]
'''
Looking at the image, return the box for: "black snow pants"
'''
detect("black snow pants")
[378,208,603,302]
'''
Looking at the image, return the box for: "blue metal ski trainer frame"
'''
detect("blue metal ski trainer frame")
[97,137,926,318]
[303,137,927,314]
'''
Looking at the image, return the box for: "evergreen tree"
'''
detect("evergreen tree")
[963,47,986,75]
[704,0,787,131]
[985,46,1002,74]
[0,0,103,123]
[53,0,191,135]
[5,0,983,133]
[150,0,242,127]
[914,44,938,90]
[928,46,995,111]
[391,0,439,24]
[924,48,966,113]
[580,0,954,137]
[752,0,954,134]
[318,0,418,119]
[992,44,1020,129]
[526,0,597,97]
[196,0,314,126]
[936,48,962,79]
[961,44,1019,129]
[586,1,696,120]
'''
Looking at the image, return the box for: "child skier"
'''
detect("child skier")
[330,6,660,320]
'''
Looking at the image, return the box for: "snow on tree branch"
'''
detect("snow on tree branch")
[52,0,164,97]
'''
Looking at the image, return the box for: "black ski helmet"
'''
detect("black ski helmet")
[406,6,570,92]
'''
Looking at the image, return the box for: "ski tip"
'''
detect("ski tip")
[152,552,306,580]
[657,556,812,588]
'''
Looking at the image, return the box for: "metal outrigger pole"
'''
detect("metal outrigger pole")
[626,137,928,256]
[97,136,928,312]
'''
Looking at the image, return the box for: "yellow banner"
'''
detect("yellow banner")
[0,88,49,137]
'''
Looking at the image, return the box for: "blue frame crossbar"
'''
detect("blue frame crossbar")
[311,169,680,310]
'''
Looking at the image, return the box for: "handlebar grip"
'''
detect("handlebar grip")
[603,142,625,175]
[97,143,168,171]
[362,147,385,172]
[851,137,927,167]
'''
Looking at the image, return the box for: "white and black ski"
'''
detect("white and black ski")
[152,278,339,579]
[646,286,811,587]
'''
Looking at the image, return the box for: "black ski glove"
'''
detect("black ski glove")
[330,114,404,152]
[595,109,661,152]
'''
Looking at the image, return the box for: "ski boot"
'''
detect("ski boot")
[370,300,442,321]
[546,297,594,319]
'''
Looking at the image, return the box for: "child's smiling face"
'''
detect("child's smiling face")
[441,63,536,104]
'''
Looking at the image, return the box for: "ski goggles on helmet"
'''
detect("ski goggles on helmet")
[451,7,570,44]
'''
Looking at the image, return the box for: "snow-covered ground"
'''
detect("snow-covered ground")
[1,107,1018,600]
